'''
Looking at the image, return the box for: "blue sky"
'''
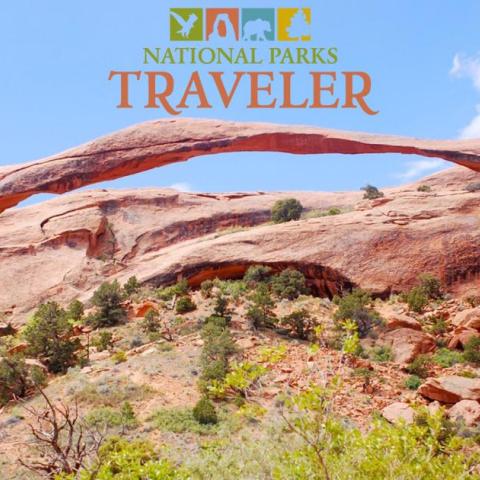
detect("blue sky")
[1,0,480,204]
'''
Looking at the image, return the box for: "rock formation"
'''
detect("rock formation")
[2,165,480,325]
[2,117,480,213]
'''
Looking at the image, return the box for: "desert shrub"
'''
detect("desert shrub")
[404,374,422,390]
[0,355,46,405]
[426,316,448,335]
[193,397,218,425]
[67,300,84,322]
[246,283,276,329]
[464,337,480,365]
[123,276,140,296]
[271,198,303,223]
[340,320,363,357]
[141,309,161,333]
[281,309,315,339]
[333,289,380,338]
[213,294,231,320]
[417,185,432,192]
[370,345,393,362]
[362,184,384,200]
[465,295,480,308]
[405,354,431,377]
[419,273,443,300]
[24,302,80,374]
[403,286,429,313]
[175,296,196,314]
[200,279,215,298]
[433,348,464,368]
[243,265,272,285]
[112,350,127,364]
[208,361,267,399]
[157,279,189,301]
[465,182,480,192]
[76,436,184,480]
[271,268,308,300]
[153,407,218,435]
[85,401,137,431]
[93,331,114,352]
[89,281,126,328]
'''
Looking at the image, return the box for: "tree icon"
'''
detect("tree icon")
[286,8,310,40]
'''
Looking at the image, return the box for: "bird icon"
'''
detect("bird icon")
[170,11,198,39]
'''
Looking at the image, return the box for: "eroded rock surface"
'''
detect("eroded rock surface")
[2,167,480,324]
[2,118,480,212]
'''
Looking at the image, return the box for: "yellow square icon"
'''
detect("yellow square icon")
[277,8,311,41]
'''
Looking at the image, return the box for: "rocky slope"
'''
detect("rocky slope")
[1,118,480,212]
[1,165,480,325]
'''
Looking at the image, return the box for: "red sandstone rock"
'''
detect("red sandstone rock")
[385,314,422,331]
[448,328,480,349]
[452,308,480,330]
[133,301,158,318]
[1,118,480,213]
[2,162,480,323]
[418,376,480,403]
[448,400,480,426]
[380,328,436,364]
[382,402,415,424]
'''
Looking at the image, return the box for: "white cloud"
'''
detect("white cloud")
[168,182,193,192]
[450,53,480,90]
[395,159,448,181]
[450,53,480,139]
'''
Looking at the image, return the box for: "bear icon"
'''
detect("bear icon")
[242,18,272,41]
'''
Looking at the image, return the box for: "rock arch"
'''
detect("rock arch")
[1,117,480,213]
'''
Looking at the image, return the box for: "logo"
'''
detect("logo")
[169,7,311,42]
[169,8,203,41]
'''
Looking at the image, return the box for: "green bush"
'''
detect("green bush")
[0,355,46,405]
[419,274,443,300]
[141,309,161,333]
[464,337,480,364]
[84,436,184,480]
[200,279,215,298]
[112,350,127,364]
[89,281,126,328]
[271,268,308,300]
[426,316,448,335]
[362,184,384,200]
[175,296,196,314]
[370,345,393,363]
[281,309,315,340]
[403,286,429,313]
[243,265,272,285]
[93,330,114,352]
[153,407,217,434]
[123,276,140,296]
[405,374,422,390]
[157,279,189,301]
[23,302,80,373]
[433,348,464,368]
[417,185,432,192]
[67,300,84,322]
[405,354,431,378]
[193,397,218,425]
[246,283,275,329]
[333,289,380,338]
[85,401,137,431]
[271,198,303,223]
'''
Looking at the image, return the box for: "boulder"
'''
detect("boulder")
[381,328,436,363]
[448,400,480,426]
[448,328,480,349]
[385,314,422,331]
[382,402,415,424]
[418,376,480,403]
[452,308,480,330]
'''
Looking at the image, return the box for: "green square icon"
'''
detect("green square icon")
[170,8,203,41]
